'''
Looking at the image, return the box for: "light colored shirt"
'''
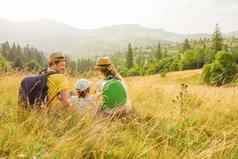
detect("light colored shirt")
[70,95,95,111]
[96,80,106,95]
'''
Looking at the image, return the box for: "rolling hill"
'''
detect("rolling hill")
[0,19,237,57]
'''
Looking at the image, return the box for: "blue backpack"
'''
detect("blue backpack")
[18,71,57,109]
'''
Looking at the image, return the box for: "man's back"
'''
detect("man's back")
[47,73,69,106]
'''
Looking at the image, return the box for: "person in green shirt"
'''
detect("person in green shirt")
[95,56,132,117]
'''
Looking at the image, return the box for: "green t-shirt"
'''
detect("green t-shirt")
[101,76,127,110]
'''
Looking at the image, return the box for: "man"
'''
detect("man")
[46,52,73,110]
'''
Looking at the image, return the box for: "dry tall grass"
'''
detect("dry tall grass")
[0,70,238,159]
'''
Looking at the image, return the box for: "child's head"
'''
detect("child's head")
[75,79,91,98]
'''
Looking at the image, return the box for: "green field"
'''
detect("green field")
[1,70,238,159]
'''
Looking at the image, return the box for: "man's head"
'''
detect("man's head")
[48,52,66,73]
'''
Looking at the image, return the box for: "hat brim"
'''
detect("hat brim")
[95,64,111,69]
[55,59,66,63]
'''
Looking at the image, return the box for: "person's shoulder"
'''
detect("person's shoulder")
[104,78,122,85]
[88,95,96,100]
[96,80,106,91]
[85,95,95,101]
[47,73,69,90]
[48,73,67,81]
[96,80,105,86]
[70,95,78,99]
[70,96,79,102]
[49,73,65,78]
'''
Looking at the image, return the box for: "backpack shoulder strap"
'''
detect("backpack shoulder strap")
[44,70,62,107]
[45,71,58,77]
[46,91,60,106]
[39,68,59,76]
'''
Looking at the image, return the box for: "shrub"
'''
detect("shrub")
[160,69,168,77]
[202,51,238,86]
[180,50,198,70]
[145,63,158,75]
[127,67,141,76]
[25,60,41,72]
[119,68,129,77]
[0,56,9,72]
[156,57,174,72]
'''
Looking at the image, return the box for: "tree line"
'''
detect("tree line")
[0,41,97,76]
[0,42,46,72]
[1,24,238,86]
[115,24,238,85]
[65,24,238,86]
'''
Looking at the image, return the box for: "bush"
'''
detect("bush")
[156,57,174,72]
[145,63,158,75]
[119,68,129,77]
[0,56,9,72]
[180,49,205,70]
[180,50,197,70]
[230,48,238,64]
[202,51,238,86]
[160,70,168,77]
[25,60,41,72]
[127,67,141,76]
[169,56,182,71]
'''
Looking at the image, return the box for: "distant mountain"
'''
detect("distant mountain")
[226,31,238,37]
[0,19,237,57]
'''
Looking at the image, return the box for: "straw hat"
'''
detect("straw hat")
[95,57,111,68]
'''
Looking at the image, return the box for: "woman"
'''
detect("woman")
[95,56,132,118]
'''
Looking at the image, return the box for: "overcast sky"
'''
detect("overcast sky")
[0,0,237,34]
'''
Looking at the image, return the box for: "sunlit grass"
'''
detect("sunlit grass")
[1,70,238,159]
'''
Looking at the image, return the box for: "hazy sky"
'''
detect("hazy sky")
[0,0,237,34]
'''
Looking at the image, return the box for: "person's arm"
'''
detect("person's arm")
[58,90,76,112]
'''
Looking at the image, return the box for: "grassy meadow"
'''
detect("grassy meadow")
[1,70,238,159]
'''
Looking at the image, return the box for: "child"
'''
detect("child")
[70,79,95,111]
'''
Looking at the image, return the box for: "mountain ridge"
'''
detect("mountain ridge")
[0,19,237,57]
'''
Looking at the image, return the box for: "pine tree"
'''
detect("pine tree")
[1,41,10,60]
[26,60,40,71]
[182,39,191,52]
[211,24,223,53]
[16,44,23,61]
[0,56,8,72]
[126,43,134,69]
[155,43,162,60]
[0,41,47,71]
[16,44,22,54]
[9,42,17,61]
[164,47,168,57]
[13,57,24,69]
